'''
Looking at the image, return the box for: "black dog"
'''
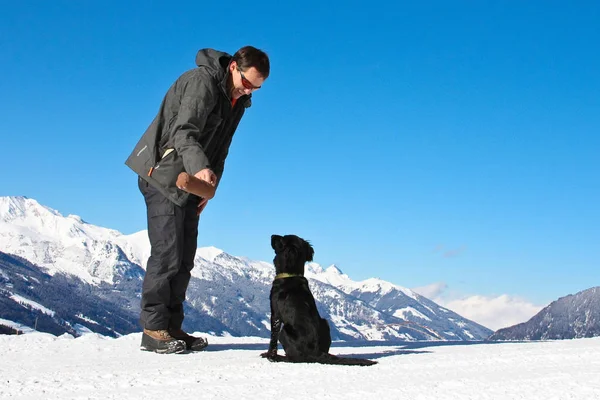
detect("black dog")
[261,234,377,366]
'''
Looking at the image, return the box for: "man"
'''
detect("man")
[125,46,270,354]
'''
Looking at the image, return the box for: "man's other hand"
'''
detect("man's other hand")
[197,197,209,216]
[194,168,216,216]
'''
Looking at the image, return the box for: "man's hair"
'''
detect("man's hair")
[233,46,270,79]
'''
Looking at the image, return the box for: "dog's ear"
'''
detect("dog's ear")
[271,235,284,253]
[304,240,314,262]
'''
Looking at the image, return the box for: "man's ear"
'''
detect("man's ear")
[271,235,284,252]
[304,240,314,262]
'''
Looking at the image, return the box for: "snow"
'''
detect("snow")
[75,314,100,325]
[1,333,599,399]
[72,323,95,336]
[463,329,475,339]
[0,267,10,280]
[0,197,130,284]
[115,230,151,269]
[0,318,35,333]
[196,246,224,263]
[310,267,421,304]
[393,306,432,321]
[9,294,56,316]
[309,264,352,286]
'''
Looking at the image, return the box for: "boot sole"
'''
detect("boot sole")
[140,343,187,354]
[140,333,187,354]
[189,341,208,351]
[180,337,209,351]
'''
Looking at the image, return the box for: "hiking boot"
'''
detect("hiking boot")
[169,328,208,351]
[140,329,186,354]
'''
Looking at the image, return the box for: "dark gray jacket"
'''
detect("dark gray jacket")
[125,49,251,206]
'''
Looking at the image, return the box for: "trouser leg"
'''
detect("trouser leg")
[138,177,199,330]
[168,197,200,330]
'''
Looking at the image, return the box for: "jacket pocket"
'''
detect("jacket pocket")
[148,198,175,218]
[150,149,184,188]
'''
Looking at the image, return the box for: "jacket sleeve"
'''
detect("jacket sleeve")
[171,77,218,176]
[212,104,247,187]
[212,157,226,189]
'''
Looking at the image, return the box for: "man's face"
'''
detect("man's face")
[229,61,266,99]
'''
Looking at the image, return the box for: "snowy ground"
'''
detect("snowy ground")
[1,333,599,400]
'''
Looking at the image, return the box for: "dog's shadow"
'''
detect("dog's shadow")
[205,340,498,360]
[335,348,431,360]
[326,340,435,360]
[205,342,423,360]
[330,340,505,360]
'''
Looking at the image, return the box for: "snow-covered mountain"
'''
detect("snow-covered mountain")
[0,251,140,337]
[0,196,492,340]
[0,196,146,284]
[489,286,600,340]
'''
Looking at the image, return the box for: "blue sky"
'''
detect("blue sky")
[1,1,598,328]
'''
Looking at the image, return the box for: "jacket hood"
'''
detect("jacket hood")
[195,48,252,106]
[195,48,231,72]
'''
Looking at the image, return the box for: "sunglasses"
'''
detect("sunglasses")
[237,67,261,90]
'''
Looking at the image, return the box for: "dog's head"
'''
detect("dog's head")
[271,234,314,275]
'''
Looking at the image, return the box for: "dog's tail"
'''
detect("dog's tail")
[267,353,377,366]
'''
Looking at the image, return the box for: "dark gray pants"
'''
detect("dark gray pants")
[138,177,200,330]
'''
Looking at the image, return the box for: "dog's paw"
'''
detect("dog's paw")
[260,351,278,361]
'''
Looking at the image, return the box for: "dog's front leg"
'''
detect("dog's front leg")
[261,317,282,360]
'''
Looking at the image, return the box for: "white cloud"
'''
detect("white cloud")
[441,294,543,331]
[412,282,448,299]
[432,245,466,258]
[412,282,544,331]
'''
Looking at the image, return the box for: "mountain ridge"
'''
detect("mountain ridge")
[489,286,600,340]
[0,195,492,340]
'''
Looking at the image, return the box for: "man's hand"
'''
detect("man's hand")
[194,168,217,186]
[197,197,209,216]
[194,168,216,216]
